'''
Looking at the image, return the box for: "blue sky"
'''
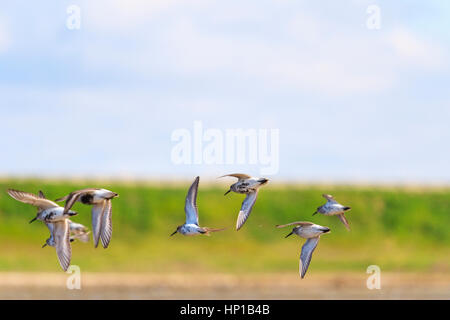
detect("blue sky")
[0,1,449,183]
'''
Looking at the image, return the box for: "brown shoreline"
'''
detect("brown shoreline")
[0,272,448,299]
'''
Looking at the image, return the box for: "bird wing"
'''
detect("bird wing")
[57,189,97,214]
[337,213,351,231]
[300,237,320,278]
[54,220,72,272]
[322,194,338,204]
[55,188,98,202]
[58,188,99,202]
[68,220,84,231]
[55,195,69,202]
[7,189,58,210]
[219,173,251,180]
[100,199,113,248]
[91,201,106,248]
[202,227,227,233]
[236,191,258,231]
[276,221,314,228]
[184,176,200,225]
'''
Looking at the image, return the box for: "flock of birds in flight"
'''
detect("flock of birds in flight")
[6,174,352,278]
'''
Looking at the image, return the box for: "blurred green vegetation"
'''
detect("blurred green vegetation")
[0,179,449,273]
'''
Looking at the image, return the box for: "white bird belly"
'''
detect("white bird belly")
[323,204,345,215]
[297,227,323,239]
[181,224,201,235]
[40,208,66,222]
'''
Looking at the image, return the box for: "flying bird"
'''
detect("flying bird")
[55,188,119,248]
[219,173,269,230]
[7,189,74,271]
[313,194,352,230]
[170,176,225,236]
[276,221,330,278]
[7,189,77,223]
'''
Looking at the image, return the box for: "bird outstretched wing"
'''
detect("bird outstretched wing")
[185,176,200,225]
[219,173,251,180]
[299,237,320,278]
[236,191,258,230]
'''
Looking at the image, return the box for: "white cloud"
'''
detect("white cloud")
[387,28,447,70]
[157,18,398,95]
[70,2,449,96]
[82,0,208,33]
[287,12,323,43]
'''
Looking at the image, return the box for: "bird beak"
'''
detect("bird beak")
[312,211,317,216]
[29,217,37,224]
[42,243,47,248]
[224,189,231,196]
[285,231,293,238]
[170,230,177,237]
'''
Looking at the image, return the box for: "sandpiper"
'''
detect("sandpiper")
[170,176,225,236]
[276,221,330,278]
[6,189,73,271]
[55,188,118,248]
[313,194,352,230]
[7,189,77,223]
[219,173,269,231]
